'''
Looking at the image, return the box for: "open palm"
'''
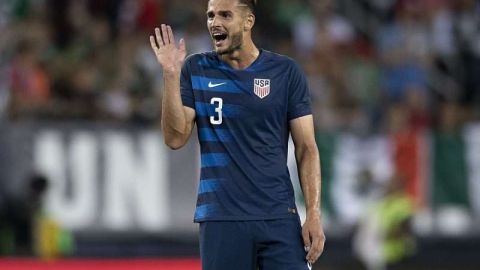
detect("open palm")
[150,24,186,73]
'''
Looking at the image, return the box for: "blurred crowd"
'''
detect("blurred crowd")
[0,0,478,127]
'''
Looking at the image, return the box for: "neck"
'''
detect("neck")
[220,38,259,69]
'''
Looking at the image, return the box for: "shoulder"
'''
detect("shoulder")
[260,50,304,76]
[182,51,219,74]
[184,51,217,66]
[261,50,299,67]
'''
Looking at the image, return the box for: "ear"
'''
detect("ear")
[244,13,255,31]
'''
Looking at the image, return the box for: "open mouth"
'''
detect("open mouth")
[212,32,227,45]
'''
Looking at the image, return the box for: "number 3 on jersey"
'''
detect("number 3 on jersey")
[210,97,223,125]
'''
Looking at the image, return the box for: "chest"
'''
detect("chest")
[191,68,290,121]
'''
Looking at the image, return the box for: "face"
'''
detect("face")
[206,0,250,55]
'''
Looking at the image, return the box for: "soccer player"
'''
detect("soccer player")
[149,0,325,269]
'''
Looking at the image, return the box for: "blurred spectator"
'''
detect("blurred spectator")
[354,173,415,270]
[432,102,469,209]
[388,104,424,208]
[345,37,382,130]
[376,0,431,103]
[431,102,471,235]
[0,173,73,258]
[0,174,48,256]
[332,134,393,227]
[8,41,51,119]
[452,0,480,107]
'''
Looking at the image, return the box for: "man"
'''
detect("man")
[149,0,325,269]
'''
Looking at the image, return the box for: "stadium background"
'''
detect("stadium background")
[0,0,479,269]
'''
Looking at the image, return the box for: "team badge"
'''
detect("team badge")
[253,79,270,99]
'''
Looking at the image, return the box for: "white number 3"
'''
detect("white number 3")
[210,97,223,125]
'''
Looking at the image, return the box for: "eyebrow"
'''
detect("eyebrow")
[205,9,234,16]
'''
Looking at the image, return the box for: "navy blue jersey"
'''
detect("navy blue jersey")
[180,49,312,222]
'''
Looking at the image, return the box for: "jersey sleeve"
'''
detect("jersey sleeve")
[287,61,312,120]
[180,55,195,109]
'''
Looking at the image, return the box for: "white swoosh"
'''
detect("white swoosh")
[208,82,226,88]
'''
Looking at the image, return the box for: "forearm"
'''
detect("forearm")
[295,134,326,263]
[149,24,189,148]
[161,71,190,148]
[296,144,321,216]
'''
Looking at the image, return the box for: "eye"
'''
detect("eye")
[207,11,214,19]
[219,11,232,19]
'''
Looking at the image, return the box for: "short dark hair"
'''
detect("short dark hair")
[238,0,257,14]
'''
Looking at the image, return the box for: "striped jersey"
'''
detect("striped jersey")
[180,49,312,222]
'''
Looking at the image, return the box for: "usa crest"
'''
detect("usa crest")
[254,79,270,99]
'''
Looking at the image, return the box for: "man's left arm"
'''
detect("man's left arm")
[290,114,325,264]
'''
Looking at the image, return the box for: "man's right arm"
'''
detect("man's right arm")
[150,24,195,149]
[161,70,195,149]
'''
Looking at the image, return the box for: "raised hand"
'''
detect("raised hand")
[150,24,186,73]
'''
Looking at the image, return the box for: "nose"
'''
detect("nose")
[210,15,220,27]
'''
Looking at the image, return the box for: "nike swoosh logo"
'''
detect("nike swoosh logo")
[208,82,226,88]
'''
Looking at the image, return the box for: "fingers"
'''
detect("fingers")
[302,227,311,253]
[161,24,170,44]
[150,25,185,60]
[155,27,163,46]
[153,24,177,48]
[306,233,324,263]
[149,35,158,53]
[167,25,175,45]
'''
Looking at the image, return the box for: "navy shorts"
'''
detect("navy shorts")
[199,218,311,270]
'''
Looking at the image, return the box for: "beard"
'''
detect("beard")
[216,30,243,55]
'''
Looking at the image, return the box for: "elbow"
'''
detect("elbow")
[296,142,319,159]
[164,139,184,150]
[161,121,190,150]
[163,136,186,150]
[166,143,182,150]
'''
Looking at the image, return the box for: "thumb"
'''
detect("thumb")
[179,38,186,53]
